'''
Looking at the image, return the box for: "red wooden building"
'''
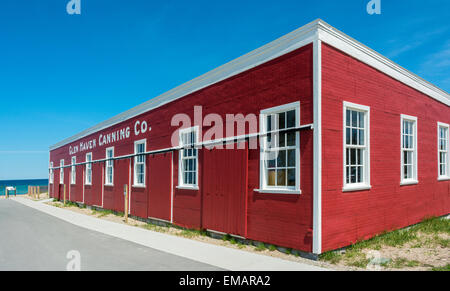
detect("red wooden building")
[49,20,450,255]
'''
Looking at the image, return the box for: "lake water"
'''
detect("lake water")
[0,179,48,196]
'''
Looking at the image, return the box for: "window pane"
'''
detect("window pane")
[358,129,365,146]
[352,111,358,127]
[352,129,358,145]
[288,150,296,167]
[358,112,364,129]
[287,169,296,186]
[278,112,286,129]
[268,170,276,186]
[268,156,275,168]
[287,110,296,128]
[277,169,286,186]
[277,150,286,167]
[350,167,356,183]
[346,148,350,165]
[279,133,286,147]
[346,110,351,126]
[346,128,350,145]
[267,115,272,132]
[287,132,296,146]
[350,149,356,165]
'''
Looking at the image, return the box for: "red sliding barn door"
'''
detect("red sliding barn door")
[148,153,172,222]
[202,145,248,237]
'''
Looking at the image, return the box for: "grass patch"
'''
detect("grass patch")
[255,242,266,252]
[178,229,207,238]
[431,264,450,271]
[320,251,342,264]
[319,216,449,269]
[222,234,232,241]
[389,257,420,269]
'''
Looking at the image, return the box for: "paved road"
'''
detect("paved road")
[0,199,222,271]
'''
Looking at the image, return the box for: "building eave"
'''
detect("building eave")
[49,19,450,151]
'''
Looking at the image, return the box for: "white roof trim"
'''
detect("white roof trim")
[50,19,450,151]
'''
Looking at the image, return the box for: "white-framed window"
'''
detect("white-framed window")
[49,162,54,184]
[71,156,76,185]
[400,115,418,185]
[343,102,371,192]
[105,147,114,186]
[134,140,146,187]
[258,102,301,194]
[438,122,449,180]
[60,159,64,184]
[178,127,199,189]
[85,153,92,185]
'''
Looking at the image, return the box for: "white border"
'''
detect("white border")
[258,101,301,194]
[59,159,64,185]
[177,126,200,190]
[71,156,76,185]
[437,122,450,181]
[342,101,371,192]
[105,147,115,186]
[85,152,93,186]
[133,139,147,187]
[400,114,418,185]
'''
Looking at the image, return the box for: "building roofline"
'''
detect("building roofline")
[50,19,450,151]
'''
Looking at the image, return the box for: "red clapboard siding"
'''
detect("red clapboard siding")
[49,44,315,252]
[321,43,450,252]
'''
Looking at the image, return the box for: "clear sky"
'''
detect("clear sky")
[0,0,449,180]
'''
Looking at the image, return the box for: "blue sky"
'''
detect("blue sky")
[0,0,449,180]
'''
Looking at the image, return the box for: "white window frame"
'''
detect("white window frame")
[257,101,301,195]
[400,115,418,185]
[105,147,114,186]
[177,126,199,190]
[134,139,146,187]
[438,122,450,181]
[60,159,64,184]
[85,153,93,186]
[71,156,76,185]
[343,102,371,192]
[50,162,54,184]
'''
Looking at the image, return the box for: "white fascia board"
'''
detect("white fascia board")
[316,21,450,107]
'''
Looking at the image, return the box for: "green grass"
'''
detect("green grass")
[389,257,420,269]
[255,242,266,252]
[178,229,207,238]
[320,216,450,269]
[268,245,277,252]
[431,264,450,271]
[97,209,115,218]
[319,251,342,264]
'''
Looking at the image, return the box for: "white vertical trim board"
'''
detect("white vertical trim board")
[312,38,322,255]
